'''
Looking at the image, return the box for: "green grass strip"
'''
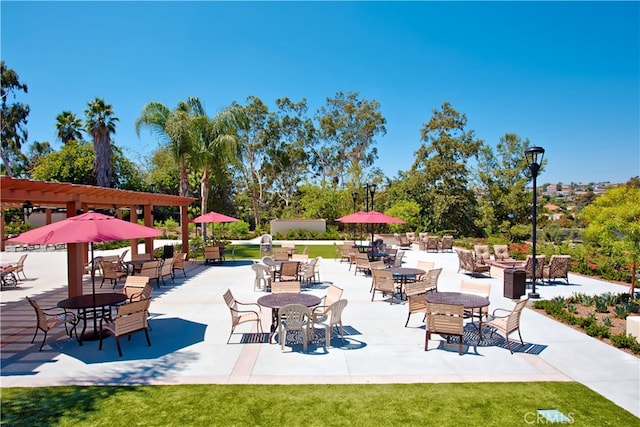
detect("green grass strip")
[2,382,636,426]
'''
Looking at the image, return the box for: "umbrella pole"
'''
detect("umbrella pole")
[90,242,99,340]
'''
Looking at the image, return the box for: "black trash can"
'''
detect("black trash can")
[163,245,174,259]
[504,269,526,299]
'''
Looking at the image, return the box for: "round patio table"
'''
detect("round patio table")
[257,293,321,343]
[58,293,127,344]
[390,267,426,299]
[425,292,490,341]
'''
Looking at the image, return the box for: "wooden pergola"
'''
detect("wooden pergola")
[0,177,194,297]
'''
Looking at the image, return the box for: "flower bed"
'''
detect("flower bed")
[532,292,640,356]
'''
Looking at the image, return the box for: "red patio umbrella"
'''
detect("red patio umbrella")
[8,212,161,337]
[337,210,405,243]
[192,211,239,243]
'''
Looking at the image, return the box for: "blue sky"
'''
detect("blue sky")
[2,1,638,185]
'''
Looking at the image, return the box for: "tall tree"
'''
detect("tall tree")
[136,98,200,197]
[230,96,273,227]
[476,133,535,238]
[267,97,316,214]
[0,61,30,177]
[55,111,83,144]
[192,104,239,219]
[581,183,640,296]
[401,102,483,236]
[85,98,118,187]
[315,91,386,188]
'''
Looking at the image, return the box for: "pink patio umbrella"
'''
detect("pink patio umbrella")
[192,211,239,243]
[8,212,161,337]
[337,210,406,243]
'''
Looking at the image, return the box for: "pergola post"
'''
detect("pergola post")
[181,205,189,259]
[144,205,154,255]
[66,200,83,298]
[45,208,52,225]
[0,209,5,252]
[130,207,139,256]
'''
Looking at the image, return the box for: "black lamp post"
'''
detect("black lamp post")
[22,200,33,221]
[352,191,358,241]
[525,146,545,299]
[364,183,377,243]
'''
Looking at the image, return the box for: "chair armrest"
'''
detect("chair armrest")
[312,305,329,314]
[490,307,511,317]
[236,301,262,312]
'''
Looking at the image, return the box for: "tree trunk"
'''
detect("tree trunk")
[93,133,113,187]
[0,145,13,177]
[179,154,189,197]
[201,167,210,242]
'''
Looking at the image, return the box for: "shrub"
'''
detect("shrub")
[614,305,628,319]
[595,297,609,313]
[610,333,640,354]
[602,317,613,327]
[585,323,610,338]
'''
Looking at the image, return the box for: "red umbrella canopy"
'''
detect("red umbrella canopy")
[8,212,161,245]
[192,211,239,223]
[337,210,406,224]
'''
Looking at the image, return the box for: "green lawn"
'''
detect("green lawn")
[198,243,340,261]
[2,382,636,426]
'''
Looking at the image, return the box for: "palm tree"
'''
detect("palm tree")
[55,111,83,144]
[135,98,200,197]
[84,98,118,187]
[192,106,240,228]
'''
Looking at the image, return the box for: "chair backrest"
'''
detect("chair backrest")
[323,284,344,307]
[474,245,491,264]
[100,259,124,278]
[524,255,546,278]
[325,299,348,325]
[118,249,129,263]
[426,302,464,335]
[502,298,529,334]
[113,298,150,335]
[392,251,404,268]
[132,253,152,262]
[406,232,416,242]
[26,296,48,331]
[417,261,434,272]
[279,261,300,281]
[355,252,370,267]
[440,236,453,250]
[418,232,429,241]
[160,257,174,275]
[252,263,271,279]
[260,234,272,244]
[421,268,442,291]
[173,252,186,268]
[493,245,510,261]
[261,256,274,265]
[426,236,439,250]
[548,255,571,277]
[124,275,149,288]
[371,268,395,292]
[369,260,386,271]
[273,248,290,261]
[139,260,160,279]
[279,304,312,329]
[125,282,153,302]
[460,281,491,298]
[272,281,301,293]
[16,254,28,268]
[281,242,295,249]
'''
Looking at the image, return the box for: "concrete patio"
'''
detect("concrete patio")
[1,241,638,417]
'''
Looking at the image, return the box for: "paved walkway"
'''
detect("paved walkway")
[1,242,638,417]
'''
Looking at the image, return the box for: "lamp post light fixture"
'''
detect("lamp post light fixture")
[136,205,143,216]
[22,200,33,220]
[525,146,545,299]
